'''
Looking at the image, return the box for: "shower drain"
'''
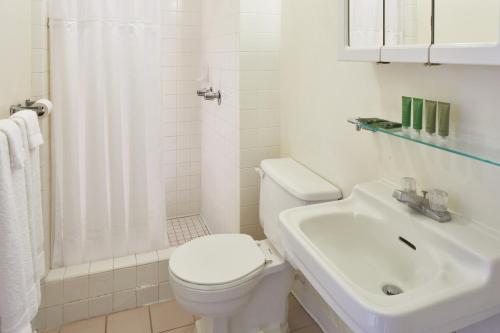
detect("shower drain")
[382,284,404,296]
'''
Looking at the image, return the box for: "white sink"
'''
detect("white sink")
[279,180,500,333]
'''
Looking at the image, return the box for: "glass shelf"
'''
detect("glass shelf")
[348,118,500,168]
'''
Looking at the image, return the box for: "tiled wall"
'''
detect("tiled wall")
[32,249,176,331]
[239,0,282,239]
[31,0,52,272]
[161,0,203,219]
[200,0,241,234]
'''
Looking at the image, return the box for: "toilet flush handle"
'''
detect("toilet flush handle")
[255,167,265,179]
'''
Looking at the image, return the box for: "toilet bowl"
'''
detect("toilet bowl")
[170,235,293,333]
[169,158,342,333]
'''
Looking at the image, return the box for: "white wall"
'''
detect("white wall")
[281,0,500,232]
[239,0,282,239]
[31,0,51,272]
[435,0,499,44]
[0,0,52,270]
[0,0,31,116]
[200,0,241,234]
[161,0,202,219]
[282,0,500,331]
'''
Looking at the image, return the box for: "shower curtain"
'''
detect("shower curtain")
[50,0,167,266]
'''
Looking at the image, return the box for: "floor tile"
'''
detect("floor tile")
[60,316,105,333]
[288,295,315,331]
[163,325,195,333]
[291,323,323,333]
[150,301,194,333]
[107,307,151,333]
[166,215,208,246]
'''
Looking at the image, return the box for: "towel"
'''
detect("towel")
[12,117,46,282]
[0,132,37,333]
[11,110,44,149]
[0,120,26,169]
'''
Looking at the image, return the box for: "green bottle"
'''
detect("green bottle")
[438,102,451,138]
[425,100,437,135]
[402,96,412,128]
[412,98,423,133]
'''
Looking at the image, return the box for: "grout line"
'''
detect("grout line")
[148,305,153,333]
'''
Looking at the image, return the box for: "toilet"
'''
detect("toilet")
[169,158,342,333]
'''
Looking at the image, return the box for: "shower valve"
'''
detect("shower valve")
[197,88,211,96]
[204,89,222,105]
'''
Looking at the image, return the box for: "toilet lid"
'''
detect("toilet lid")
[169,234,266,286]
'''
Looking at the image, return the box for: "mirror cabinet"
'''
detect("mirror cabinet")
[339,0,500,65]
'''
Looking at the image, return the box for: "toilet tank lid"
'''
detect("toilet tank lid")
[260,158,342,202]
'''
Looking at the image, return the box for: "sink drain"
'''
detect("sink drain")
[382,284,404,296]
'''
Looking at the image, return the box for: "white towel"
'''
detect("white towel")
[11,110,44,149]
[12,118,46,282]
[0,120,26,170]
[0,132,37,333]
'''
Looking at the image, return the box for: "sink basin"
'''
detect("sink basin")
[279,180,500,333]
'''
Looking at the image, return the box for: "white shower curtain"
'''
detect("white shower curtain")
[50,0,167,266]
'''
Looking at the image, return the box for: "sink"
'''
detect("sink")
[279,180,500,333]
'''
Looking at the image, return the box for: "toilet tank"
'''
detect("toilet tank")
[258,158,342,255]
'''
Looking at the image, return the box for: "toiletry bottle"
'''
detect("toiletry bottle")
[438,102,451,139]
[425,100,437,138]
[412,98,423,136]
[402,96,412,133]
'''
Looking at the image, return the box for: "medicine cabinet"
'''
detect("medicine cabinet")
[339,0,500,65]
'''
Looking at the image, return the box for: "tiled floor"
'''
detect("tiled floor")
[167,215,210,247]
[43,295,322,333]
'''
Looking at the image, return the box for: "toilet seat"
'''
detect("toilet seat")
[169,234,266,291]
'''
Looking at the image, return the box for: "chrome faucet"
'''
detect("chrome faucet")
[392,177,452,223]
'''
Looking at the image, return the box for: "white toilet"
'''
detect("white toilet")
[169,158,342,333]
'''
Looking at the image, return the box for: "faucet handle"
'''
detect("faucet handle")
[401,177,417,194]
[197,87,211,96]
[428,189,449,213]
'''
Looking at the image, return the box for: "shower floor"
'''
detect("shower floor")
[166,215,210,247]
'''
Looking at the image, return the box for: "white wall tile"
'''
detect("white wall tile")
[63,276,89,303]
[32,307,46,331]
[161,0,202,220]
[89,295,112,318]
[238,2,281,234]
[159,283,174,302]
[63,299,89,324]
[113,289,136,312]
[137,263,159,287]
[158,260,170,283]
[89,259,113,275]
[113,267,137,291]
[136,251,158,265]
[89,271,113,298]
[64,263,89,279]
[113,255,136,270]
[45,280,64,307]
[136,285,159,306]
[45,305,63,329]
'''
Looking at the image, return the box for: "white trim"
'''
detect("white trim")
[381,44,429,63]
[430,43,500,65]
